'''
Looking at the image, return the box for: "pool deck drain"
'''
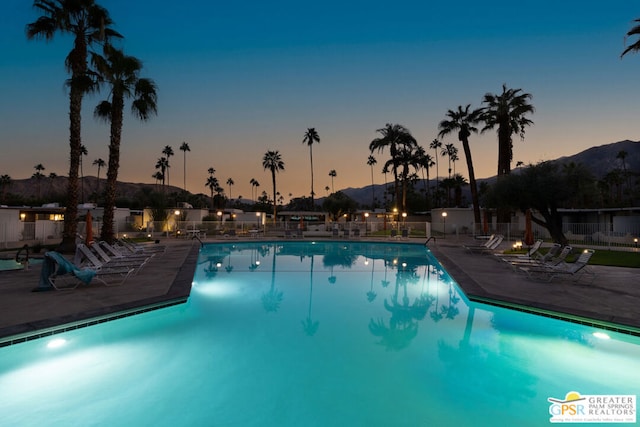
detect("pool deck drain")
[0,236,638,345]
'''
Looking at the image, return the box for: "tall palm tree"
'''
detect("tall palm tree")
[27,0,121,250]
[162,145,174,188]
[92,157,105,198]
[156,157,168,190]
[367,155,377,209]
[415,146,434,208]
[429,139,443,207]
[152,171,163,189]
[302,128,320,209]
[0,174,11,202]
[33,163,45,199]
[369,123,417,211]
[226,177,234,201]
[480,84,535,177]
[438,104,483,224]
[48,172,58,194]
[328,169,336,193]
[205,175,219,210]
[79,144,88,203]
[262,150,285,223]
[92,44,158,242]
[249,177,257,202]
[179,141,190,193]
[621,18,640,57]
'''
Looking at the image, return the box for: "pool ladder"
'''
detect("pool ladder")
[424,236,436,246]
[191,234,204,247]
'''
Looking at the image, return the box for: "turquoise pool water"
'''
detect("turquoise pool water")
[0,258,42,272]
[0,241,638,426]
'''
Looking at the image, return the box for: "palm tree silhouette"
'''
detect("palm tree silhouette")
[205,174,219,210]
[48,172,58,195]
[80,144,87,203]
[226,177,234,201]
[262,150,285,223]
[0,175,11,203]
[302,254,319,336]
[92,44,158,242]
[429,139,443,206]
[262,245,283,312]
[156,157,168,191]
[367,155,377,209]
[92,158,105,200]
[162,145,174,187]
[328,169,336,193]
[179,141,190,193]
[302,128,320,209]
[438,104,483,225]
[480,84,535,177]
[27,0,121,249]
[33,164,45,200]
[621,18,640,58]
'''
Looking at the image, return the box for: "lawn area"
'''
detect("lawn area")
[572,247,640,268]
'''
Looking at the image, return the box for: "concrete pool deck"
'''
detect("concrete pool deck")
[0,236,638,345]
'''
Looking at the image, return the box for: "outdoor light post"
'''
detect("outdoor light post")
[635,237,638,251]
[174,210,181,237]
[256,212,261,231]
[442,211,447,239]
[402,212,407,229]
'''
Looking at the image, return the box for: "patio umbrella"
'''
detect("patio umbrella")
[85,210,94,245]
[524,209,535,248]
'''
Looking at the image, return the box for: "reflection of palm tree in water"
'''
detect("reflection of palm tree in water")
[369,265,433,351]
[261,244,283,312]
[366,258,376,302]
[301,254,319,336]
[440,282,461,320]
[225,252,233,273]
[381,261,390,288]
[430,268,445,323]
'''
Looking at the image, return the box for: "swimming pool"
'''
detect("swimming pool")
[0,241,638,426]
[0,258,43,272]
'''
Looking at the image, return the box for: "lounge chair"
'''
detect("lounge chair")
[73,244,136,282]
[519,249,596,282]
[463,234,497,251]
[91,242,151,274]
[36,251,132,290]
[119,238,166,255]
[99,241,152,262]
[464,235,504,254]
[495,239,543,260]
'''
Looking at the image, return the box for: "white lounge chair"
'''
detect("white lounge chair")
[465,235,504,254]
[519,249,596,282]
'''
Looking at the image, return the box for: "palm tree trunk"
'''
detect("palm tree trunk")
[100,98,124,243]
[271,171,277,224]
[59,87,82,252]
[461,137,481,225]
[309,146,315,209]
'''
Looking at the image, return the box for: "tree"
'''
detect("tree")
[162,145,174,187]
[485,161,594,245]
[48,172,58,194]
[226,177,234,201]
[92,158,105,198]
[369,123,417,211]
[429,139,443,207]
[179,141,190,193]
[249,177,258,202]
[328,169,336,193]
[367,155,377,209]
[262,150,285,223]
[33,163,45,199]
[302,128,320,209]
[322,191,357,221]
[156,157,168,190]
[92,44,158,242]
[414,146,434,208]
[27,0,122,250]
[80,144,88,203]
[205,175,219,210]
[0,174,11,202]
[438,104,483,225]
[621,18,640,57]
[480,84,535,177]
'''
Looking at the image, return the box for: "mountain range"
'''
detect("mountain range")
[4,140,639,206]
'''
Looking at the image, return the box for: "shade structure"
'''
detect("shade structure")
[523,209,534,247]
[85,210,93,246]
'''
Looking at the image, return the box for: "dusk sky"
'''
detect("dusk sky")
[1,1,639,202]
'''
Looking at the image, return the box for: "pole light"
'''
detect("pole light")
[442,212,448,238]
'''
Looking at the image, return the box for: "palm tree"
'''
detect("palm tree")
[33,163,45,199]
[79,144,88,203]
[480,84,535,177]
[369,123,417,211]
[152,171,163,189]
[0,174,11,202]
[27,0,121,250]
[328,169,336,193]
[162,145,174,188]
[92,158,105,198]
[415,146,434,208]
[438,104,483,224]
[302,128,320,209]
[156,157,168,190]
[429,139,443,206]
[92,44,158,242]
[179,141,190,193]
[367,155,377,209]
[226,177,234,201]
[621,18,640,58]
[249,178,257,202]
[205,175,219,210]
[440,143,457,180]
[48,172,58,194]
[616,150,631,197]
[262,150,285,223]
